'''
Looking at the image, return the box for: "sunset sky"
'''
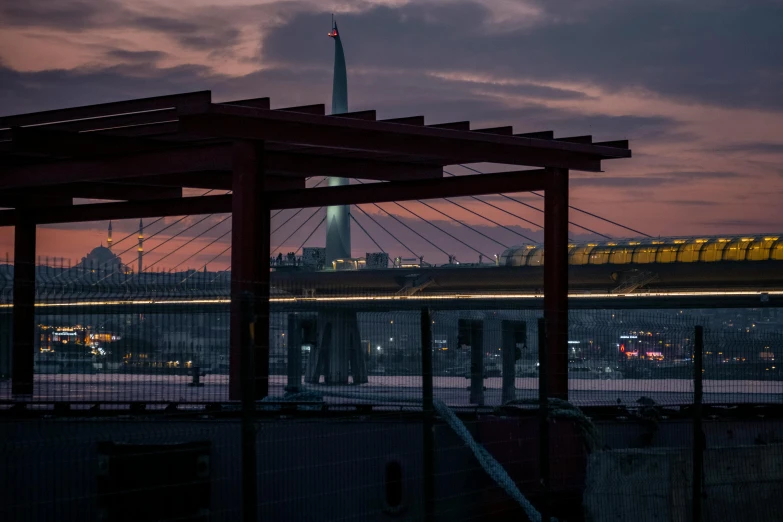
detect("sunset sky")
[1,0,782,269]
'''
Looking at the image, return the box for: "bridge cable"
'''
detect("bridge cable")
[457,164,650,238]
[350,213,385,253]
[445,169,606,239]
[180,244,232,284]
[271,207,323,256]
[353,205,419,259]
[383,199,490,261]
[366,202,450,258]
[443,197,538,243]
[169,226,232,273]
[294,216,326,255]
[271,177,326,220]
[417,199,508,251]
[352,179,475,260]
[145,215,232,271]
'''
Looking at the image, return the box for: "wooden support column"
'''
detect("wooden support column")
[12,213,36,397]
[544,167,569,400]
[229,140,270,401]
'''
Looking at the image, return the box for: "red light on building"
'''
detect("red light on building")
[620,344,625,353]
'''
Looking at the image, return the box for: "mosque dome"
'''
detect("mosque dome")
[78,245,123,270]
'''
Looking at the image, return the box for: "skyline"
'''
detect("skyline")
[1,1,782,267]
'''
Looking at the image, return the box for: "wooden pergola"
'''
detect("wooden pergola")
[0,90,632,399]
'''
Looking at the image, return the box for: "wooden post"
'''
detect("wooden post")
[501,320,525,404]
[286,313,302,393]
[12,213,36,397]
[544,167,569,400]
[538,317,550,522]
[229,140,270,401]
[420,308,435,521]
[693,325,705,522]
[240,293,258,522]
[460,319,484,406]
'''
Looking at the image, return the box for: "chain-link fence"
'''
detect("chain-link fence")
[2,260,783,521]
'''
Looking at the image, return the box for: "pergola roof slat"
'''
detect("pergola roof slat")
[0,91,210,129]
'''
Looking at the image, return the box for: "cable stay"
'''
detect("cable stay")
[272,177,326,220]
[350,213,385,253]
[271,207,323,256]
[368,202,450,258]
[172,228,233,275]
[417,199,508,251]
[458,164,650,238]
[354,205,419,259]
[294,216,326,255]
[384,200,491,261]
[443,197,538,243]
[181,245,232,285]
[145,215,231,271]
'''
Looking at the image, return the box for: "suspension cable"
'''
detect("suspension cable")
[444,197,537,243]
[458,164,650,237]
[271,207,322,255]
[170,228,232,272]
[417,199,508,250]
[387,200,489,260]
[146,215,231,271]
[350,213,385,253]
[354,205,419,259]
[352,180,451,258]
[294,216,326,255]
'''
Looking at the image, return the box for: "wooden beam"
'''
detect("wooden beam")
[331,110,376,121]
[276,104,325,115]
[0,143,233,189]
[428,121,470,131]
[179,106,619,170]
[221,97,270,109]
[0,91,210,129]
[544,167,569,400]
[1,144,442,190]
[516,131,554,140]
[269,168,548,209]
[9,127,176,158]
[12,212,36,396]
[0,169,546,225]
[474,126,513,135]
[381,116,424,125]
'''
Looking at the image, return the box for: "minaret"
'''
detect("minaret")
[137,218,144,273]
[107,221,113,250]
[325,16,351,264]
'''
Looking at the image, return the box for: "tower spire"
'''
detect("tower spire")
[107,220,113,250]
[325,15,351,264]
[137,218,144,274]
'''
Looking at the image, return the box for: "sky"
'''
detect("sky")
[1,0,782,269]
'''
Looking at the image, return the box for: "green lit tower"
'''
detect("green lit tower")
[325,16,351,264]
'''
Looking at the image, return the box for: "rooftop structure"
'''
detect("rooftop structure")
[0,89,632,400]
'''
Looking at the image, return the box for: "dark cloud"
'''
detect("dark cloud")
[572,171,741,188]
[720,142,783,155]
[0,1,111,30]
[262,1,783,110]
[106,50,167,62]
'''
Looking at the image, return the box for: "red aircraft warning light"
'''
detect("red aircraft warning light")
[328,29,338,38]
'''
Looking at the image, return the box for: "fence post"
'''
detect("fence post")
[538,317,550,522]
[421,307,435,521]
[693,325,704,522]
[241,293,258,522]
